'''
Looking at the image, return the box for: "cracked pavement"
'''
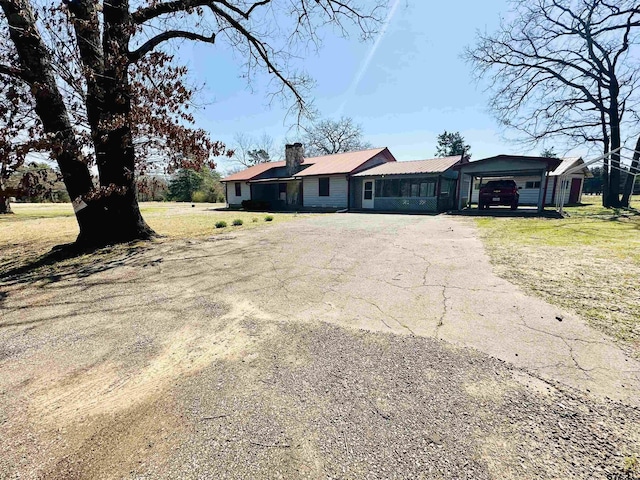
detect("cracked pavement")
[200,213,639,405]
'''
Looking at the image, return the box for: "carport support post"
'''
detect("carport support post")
[468,176,473,208]
[542,173,550,208]
[457,173,466,210]
[537,169,546,213]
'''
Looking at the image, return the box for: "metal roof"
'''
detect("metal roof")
[221,161,285,182]
[221,158,320,182]
[222,147,393,181]
[294,148,394,177]
[550,157,592,177]
[454,155,563,172]
[352,156,462,177]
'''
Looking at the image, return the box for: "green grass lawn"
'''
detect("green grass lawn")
[0,202,303,275]
[475,195,640,354]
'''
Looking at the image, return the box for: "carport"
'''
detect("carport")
[455,155,562,213]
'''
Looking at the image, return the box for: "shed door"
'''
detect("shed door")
[362,181,374,209]
[569,178,581,204]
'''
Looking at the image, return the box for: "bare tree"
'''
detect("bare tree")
[0,0,383,245]
[466,0,640,207]
[302,117,372,157]
[230,132,277,168]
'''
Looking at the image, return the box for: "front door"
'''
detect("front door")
[362,180,374,209]
[569,178,581,204]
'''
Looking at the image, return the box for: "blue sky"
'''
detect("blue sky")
[179,0,560,172]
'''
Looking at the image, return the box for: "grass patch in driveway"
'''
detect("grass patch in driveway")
[475,195,640,354]
[0,202,303,275]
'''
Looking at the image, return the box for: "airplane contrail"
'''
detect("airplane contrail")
[336,0,402,116]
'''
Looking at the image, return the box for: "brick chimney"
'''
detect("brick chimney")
[285,143,304,177]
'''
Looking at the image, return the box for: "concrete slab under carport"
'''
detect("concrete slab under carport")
[455,155,562,213]
[449,205,563,218]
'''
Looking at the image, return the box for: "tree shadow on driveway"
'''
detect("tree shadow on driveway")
[0,242,153,289]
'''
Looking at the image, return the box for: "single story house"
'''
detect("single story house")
[221,145,397,210]
[466,156,592,207]
[222,145,591,214]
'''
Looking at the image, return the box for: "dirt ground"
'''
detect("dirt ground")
[1,213,640,479]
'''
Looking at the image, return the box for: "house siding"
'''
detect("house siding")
[303,175,348,208]
[227,181,251,205]
[552,175,585,204]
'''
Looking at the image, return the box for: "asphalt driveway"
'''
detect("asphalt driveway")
[207,213,639,404]
[1,213,639,479]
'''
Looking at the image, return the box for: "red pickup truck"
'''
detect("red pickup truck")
[478,180,520,210]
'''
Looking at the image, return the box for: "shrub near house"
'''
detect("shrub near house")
[242,200,270,211]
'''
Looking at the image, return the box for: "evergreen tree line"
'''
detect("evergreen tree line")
[584,167,640,195]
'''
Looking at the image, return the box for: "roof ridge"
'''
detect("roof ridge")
[304,147,385,159]
[394,156,460,164]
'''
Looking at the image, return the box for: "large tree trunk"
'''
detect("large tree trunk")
[0,197,11,214]
[1,0,154,246]
[0,178,12,214]
[602,153,610,207]
[607,92,622,208]
[76,0,155,245]
[0,188,12,214]
[608,130,622,207]
[600,107,611,208]
[621,134,640,207]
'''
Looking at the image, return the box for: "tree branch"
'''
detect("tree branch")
[132,0,212,24]
[0,63,28,82]
[208,3,305,107]
[129,31,216,62]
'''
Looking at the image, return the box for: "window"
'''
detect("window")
[420,181,435,197]
[377,179,399,197]
[319,177,330,196]
[400,179,411,197]
[364,181,373,200]
[374,178,436,197]
[235,182,242,196]
[279,183,287,194]
[525,181,541,189]
[389,179,400,197]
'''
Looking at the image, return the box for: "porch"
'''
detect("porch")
[248,178,303,210]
